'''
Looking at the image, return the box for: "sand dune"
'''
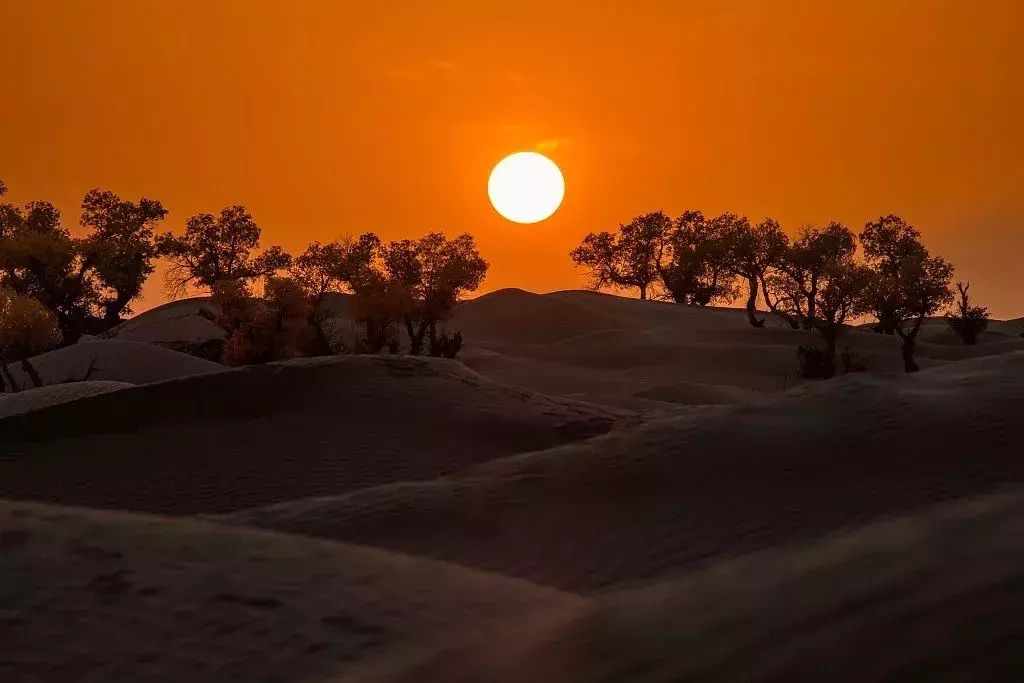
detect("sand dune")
[356,487,1024,683]
[0,381,133,419]
[108,297,226,344]
[8,288,1024,681]
[0,355,630,514]
[5,339,225,387]
[113,289,1024,403]
[220,351,1024,592]
[0,499,575,683]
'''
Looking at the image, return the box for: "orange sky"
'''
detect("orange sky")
[2,1,1023,317]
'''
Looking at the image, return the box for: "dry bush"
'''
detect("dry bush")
[204,277,331,367]
[796,344,836,380]
[430,330,463,358]
[945,281,989,346]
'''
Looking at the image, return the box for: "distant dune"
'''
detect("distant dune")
[7,339,225,387]
[107,297,226,344]
[110,289,1024,401]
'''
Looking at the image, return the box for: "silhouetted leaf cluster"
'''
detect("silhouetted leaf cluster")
[156,205,291,297]
[0,182,167,342]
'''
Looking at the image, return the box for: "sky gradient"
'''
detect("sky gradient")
[2,1,1022,317]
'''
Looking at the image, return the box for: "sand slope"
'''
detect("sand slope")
[220,351,1024,592]
[0,381,133,419]
[115,290,1024,405]
[358,487,1024,683]
[0,355,630,514]
[0,499,575,683]
[5,339,225,387]
[107,297,225,345]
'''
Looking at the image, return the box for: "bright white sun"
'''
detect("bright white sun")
[488,152,565,224]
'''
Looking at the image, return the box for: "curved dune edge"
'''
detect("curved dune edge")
[349,486,1024,683]
[0,499,577,683]
[0,355,633,515]
[217,352,1024,592]
[0,381,134,419]
[6,339,225,387]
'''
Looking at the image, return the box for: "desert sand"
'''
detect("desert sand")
[2,290,1024,682]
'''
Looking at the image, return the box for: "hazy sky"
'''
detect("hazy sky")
[2,1,1022,316]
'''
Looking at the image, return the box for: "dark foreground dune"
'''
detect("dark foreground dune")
[6,488,1024,682]
[0,500,575,683]
[0,355,627,514]
[220,351,1024,592]
[355,487,1024,683]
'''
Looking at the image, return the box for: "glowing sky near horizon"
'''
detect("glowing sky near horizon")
[1,1,1022,317]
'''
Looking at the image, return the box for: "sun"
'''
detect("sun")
[488,152,565,224]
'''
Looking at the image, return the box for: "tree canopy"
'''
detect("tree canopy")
[157,205,291,295]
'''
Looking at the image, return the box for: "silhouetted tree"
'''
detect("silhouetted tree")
[350,267,405,353]
[0,187,169,341]
[656,211,737,306]
[812,261,874,365]
[290,234,381,352]
[769,223,857,331]
[0,287,61,391]
[78,189,167,325]
[721,216,789,327]
[203,276,325,366]
[291,234,380,303]
[571,211,666,300]
[859,215,924,335]
[157,206,291,295]
[379,232,488,354]
[862,248,954,373]
[0,180,6,196]
[945,281,989,346]
[860,216,955,371]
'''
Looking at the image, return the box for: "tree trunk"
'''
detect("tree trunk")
[363,319,385,353]
[744,276,764,328]
[824,333,838,379]
[803,278,818,330]
[901,338,920,373]
[803,296,816,330]
[428,320,438,349]
[20,359,44,388]
[405,316,428,355]
[639,285,647,301]
[102,289,134,328]
[1,361,20,392]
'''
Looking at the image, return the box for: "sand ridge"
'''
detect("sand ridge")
[219,351,1024,592]
[0,354,632,514]
[351,486,1024,683]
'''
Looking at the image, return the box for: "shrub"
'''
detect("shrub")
[840,347,868,374]
[796,344,836,379]
[430,330,463,359]
[945,281,989,346]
